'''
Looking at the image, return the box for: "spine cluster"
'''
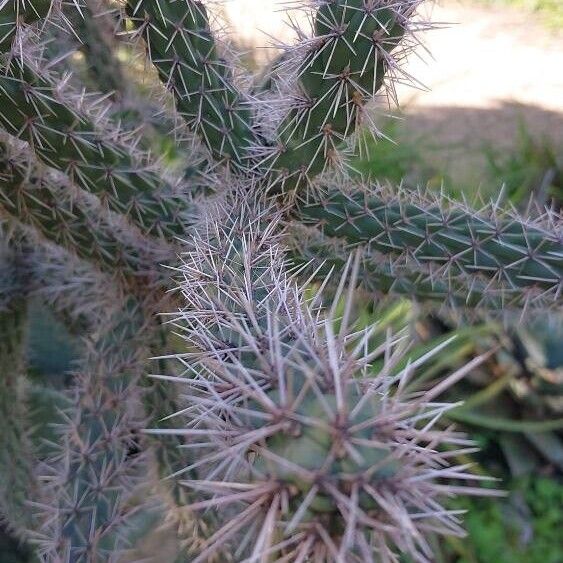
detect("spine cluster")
[160,190,498,561]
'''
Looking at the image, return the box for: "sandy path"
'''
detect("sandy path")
[399,1,563,114]
[223,0,563,114]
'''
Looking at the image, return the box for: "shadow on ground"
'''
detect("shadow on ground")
[398,102,563,188]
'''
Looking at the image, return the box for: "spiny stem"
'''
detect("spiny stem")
[0,137,176,280]
[0,55,194,240]
[126,0,257,171]
[292,182,563,309]
[33,298,154,561]
[0,291,39,539]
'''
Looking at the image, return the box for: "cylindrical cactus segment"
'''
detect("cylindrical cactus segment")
[0,294,38,539]
[0,0,52,50]
[126,0,257,170]
[36,298,152,561]
[0,138,175,278]
[295,184,563,301]
[160,190,497,561]
[0,57,191,240]
[288,223,498,308]
[264,0,416,190]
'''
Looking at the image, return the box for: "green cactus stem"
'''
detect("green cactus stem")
[126,0,257,171]
[0,56,193,240]
[0,0,51,51]
[288,223,498,308]
[0,138,177,280]
[34,298,153,561]
[293,183,563,307]
[79,0,129,99]
[0,0,558,560]
[0,295,39,539]
[260,0,420,191]
[19,233,123,333]
[150,190,499,561]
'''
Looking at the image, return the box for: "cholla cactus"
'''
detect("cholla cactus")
[0,1,560,562]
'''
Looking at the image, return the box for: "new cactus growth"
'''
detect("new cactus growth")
[0,0,561,561]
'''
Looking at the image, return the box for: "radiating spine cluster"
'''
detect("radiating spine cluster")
[157,190,499,561]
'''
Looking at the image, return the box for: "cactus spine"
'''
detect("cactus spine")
[0,1,560,561]
[126,0,257,170]
[34,299,152,561]
[292,183,563,309]
[262,0,417,190]
[0,0,51,50]
[0,137,176,278]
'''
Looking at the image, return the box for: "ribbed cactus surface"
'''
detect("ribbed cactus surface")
[0,0,561,561]
[127,0,257,170]
[293,183,563,309]
[0,296,38,538]
[34,299,152,561]
[0,57,191,239]
[0,138,175,278]
[264,0,416,190]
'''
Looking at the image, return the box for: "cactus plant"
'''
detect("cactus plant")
[0,1,561,561]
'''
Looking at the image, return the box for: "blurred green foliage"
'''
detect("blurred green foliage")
[483,123,562,207]
[447,477,563,563]
[476,0,563,30]
[354,120,448,188]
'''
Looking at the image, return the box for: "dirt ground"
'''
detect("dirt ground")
[394,1,563,183]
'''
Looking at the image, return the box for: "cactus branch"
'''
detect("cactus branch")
[0,294,39,539]
[33,298,153,561]
[255,0,426,191]
[125,0,257,171]
[151,189,499,561]
[293,182,563,309]
[79,0,129,99]
[0,54,194,240]
[0,136,177,280]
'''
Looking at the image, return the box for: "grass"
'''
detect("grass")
[483,122,562,207]
[353,120,455,189]
[355,117,562,208]
[474,0,563,30]
[445,477,563,563]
